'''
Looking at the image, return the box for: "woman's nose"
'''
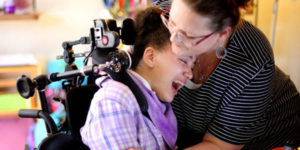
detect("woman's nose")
[184,68,193,80]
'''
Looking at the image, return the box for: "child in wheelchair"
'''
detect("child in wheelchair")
[80,6,195,150]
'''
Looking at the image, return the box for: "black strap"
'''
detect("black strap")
[103,68,150,119]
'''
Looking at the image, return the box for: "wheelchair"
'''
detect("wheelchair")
[18,80,99,150]
[16,18,138,150]
[16,50,114,150]
[16,44,134,150]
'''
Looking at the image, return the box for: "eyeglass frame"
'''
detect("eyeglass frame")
[160,6,215,48]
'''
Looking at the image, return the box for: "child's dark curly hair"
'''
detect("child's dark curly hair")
[131,6,171,70]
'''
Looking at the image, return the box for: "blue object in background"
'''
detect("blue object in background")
[34,105,66,148]
[31,58,89,148]
[47,58,87,89]
[104,0,114,9]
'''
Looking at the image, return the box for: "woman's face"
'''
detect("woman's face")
[168,0,219,57]
[150,44,195,103]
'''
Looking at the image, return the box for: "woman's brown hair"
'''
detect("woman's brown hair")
[184,0,251,32]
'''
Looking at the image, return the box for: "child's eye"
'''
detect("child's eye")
[178,58,188,64]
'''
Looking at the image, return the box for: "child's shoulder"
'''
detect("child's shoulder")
[96,76,132,93]
[94,76,138,108]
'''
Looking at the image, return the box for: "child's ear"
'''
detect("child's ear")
[143,47,156,68]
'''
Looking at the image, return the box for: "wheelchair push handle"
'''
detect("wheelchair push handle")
[18,109,58,134]
[18,109,40,118]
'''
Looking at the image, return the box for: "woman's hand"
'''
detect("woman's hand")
[185,132,244,150]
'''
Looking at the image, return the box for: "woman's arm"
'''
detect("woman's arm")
[185,132,244,150]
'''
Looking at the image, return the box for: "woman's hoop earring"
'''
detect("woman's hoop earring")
[216,46,227,59]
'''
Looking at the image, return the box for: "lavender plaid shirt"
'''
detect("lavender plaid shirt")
[80,75,166,150]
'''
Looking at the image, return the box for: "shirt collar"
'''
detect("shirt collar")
[128,69,152,91]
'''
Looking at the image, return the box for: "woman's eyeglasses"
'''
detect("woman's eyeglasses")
[160,6,215,48]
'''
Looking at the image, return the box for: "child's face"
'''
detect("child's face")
[150,44,195,102]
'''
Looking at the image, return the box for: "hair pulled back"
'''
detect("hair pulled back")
[184,0,251,32]
[131,6,171,70]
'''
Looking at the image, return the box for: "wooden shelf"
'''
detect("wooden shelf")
[0,79,16,88]
[0,110,19,118]
[0,13,39,20]
[0,65,39,73]
[0,64,42,109]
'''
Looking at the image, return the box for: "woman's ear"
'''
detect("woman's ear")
[143,47,156,68]
[217,26,232,44]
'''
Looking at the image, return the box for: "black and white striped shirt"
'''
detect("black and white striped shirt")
[172,20,300,149]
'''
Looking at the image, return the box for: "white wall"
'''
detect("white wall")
[256,0,300,90]
[0,0,106,60]
[274,0,300,90]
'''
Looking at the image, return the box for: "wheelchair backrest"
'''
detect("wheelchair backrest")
[65,84,99,140]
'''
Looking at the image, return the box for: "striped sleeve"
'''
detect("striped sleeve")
[152,0,171,18]
[172,20,300,149]
[207,61,274,144]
